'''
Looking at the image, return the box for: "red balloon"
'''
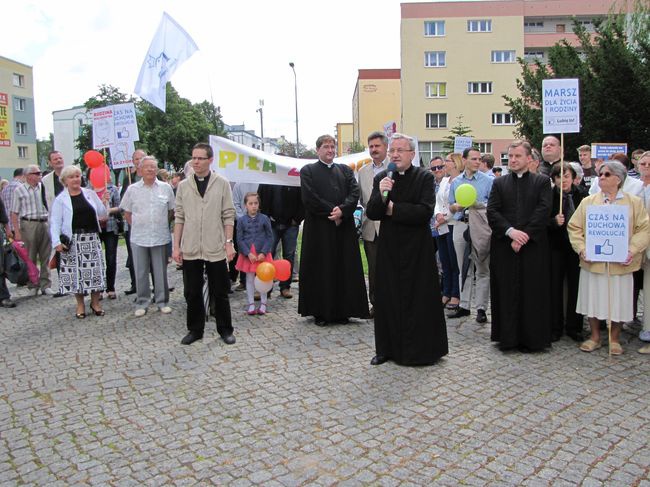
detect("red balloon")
[89,164,111,189]
[273,259,291,281]
[84,150,104,169]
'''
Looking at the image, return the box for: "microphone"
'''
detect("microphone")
[382,162,397,198]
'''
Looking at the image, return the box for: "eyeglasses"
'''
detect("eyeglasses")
[191,156,210,161]
[388,148,413,155]
[599,172,613,178]
[430,165,445,171]
[28,171,42,175]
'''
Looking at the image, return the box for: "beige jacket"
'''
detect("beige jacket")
[358,160,387,241]
[174,171,235,262]
[568,192,650,275]
[42,170,59,212]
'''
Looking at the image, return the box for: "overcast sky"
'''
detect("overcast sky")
[4,0,485,149]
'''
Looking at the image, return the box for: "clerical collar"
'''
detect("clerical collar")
[194,173,210,182]
[319,160,334,169]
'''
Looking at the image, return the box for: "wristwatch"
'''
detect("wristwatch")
[225,239,233,244]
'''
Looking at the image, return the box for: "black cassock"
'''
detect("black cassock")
[298,161,368,321]
[366,165,448,365]
[487,171,553,351]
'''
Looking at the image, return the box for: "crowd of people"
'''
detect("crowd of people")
[1,135,650,362]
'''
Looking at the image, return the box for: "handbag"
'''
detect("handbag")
[2,242,29,285]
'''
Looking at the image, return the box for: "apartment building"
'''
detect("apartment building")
[352,69,401,146]
[400,0,617,164]
[0,56,37,179]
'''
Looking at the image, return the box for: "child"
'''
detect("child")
[235,192,274,315]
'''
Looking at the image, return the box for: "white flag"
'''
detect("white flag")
[134,12,198,111]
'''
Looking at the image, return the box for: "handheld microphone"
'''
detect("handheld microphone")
[382,162,397,198]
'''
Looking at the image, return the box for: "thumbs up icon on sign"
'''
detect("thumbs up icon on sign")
[595,239,614,255]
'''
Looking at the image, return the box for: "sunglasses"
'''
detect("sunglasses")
[28,171,42,175]
[599,172,613,178]
[430,165,445,171]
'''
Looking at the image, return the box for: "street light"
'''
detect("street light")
[256,99,264,152]
[289,62,300,157]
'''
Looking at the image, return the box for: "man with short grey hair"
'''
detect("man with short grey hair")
[10,164,53,295]
[120,156,175,317]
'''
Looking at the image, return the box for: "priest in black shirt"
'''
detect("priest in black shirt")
[366,133,448,366]
[298,135,368,325]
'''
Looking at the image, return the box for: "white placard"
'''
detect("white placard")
[542,78,580,134]
[109,141,136,169]
[92,103,140,150]
[585,204,629,262]
[454,136,473,153]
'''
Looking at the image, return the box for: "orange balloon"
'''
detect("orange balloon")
[273,259,291,281]
[256,261,276,282]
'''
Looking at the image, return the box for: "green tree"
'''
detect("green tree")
[442,115,473,152]
[348,141,366,154]
[505,5,650,158]
[36,134,54,169]
[137,84,219,170]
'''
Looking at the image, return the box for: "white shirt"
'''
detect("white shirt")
[120,179,175,247]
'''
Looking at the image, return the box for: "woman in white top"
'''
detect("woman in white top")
[433,152,463,310]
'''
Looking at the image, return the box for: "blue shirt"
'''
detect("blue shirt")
[448,170,494,221]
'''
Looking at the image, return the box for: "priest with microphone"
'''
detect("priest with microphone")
[366,133,448,366]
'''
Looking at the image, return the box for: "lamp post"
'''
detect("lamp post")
[256,99,264,152]
[289,62,300,157]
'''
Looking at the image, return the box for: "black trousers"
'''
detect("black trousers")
[550,244,582,336]
[99,230,119,292]
[183,258,233,337]
[123,229,136,289]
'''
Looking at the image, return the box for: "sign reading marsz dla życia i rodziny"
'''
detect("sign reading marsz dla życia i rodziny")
[542,78,580,134]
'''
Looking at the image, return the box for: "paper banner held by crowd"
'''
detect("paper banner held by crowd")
[209,135,372,186]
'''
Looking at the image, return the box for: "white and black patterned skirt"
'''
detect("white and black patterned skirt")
[59,232,106,295]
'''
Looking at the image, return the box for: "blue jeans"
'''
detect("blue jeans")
[271,224,299,290]
[436,228,460,299]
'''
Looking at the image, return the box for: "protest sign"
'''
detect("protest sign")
[454,136,473,154]
[109,141,136,169]
[591,143,628,160]
[585,204,629,262]
[542,79,580,134]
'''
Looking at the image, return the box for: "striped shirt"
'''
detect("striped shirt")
[11,182,48,220]
[1,179,22,230]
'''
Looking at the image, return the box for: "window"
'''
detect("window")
[419,141,445,163]
[491,50,516,63]
[556,24,566,33]
[426,113,447,129]
[18,146,28,158]
[12,73,24,87]
[468,19,492,32]
[14,98,26,111]
[15,122,27,135]
[492,113,516,125]
[425,82,447,98]
[477,142,493,154]
[468,82,493,94]
[500,153,509,165]
[425,51,446,67]
[524,21,544,28]
[524,51,545,63]
[424,21,445,36]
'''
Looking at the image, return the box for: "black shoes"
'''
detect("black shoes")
[221,334,236,345]
[370,355,388,366]
[52,292,65,298]
[0,298,16,308]
[314,317,327,326]
[447,307,470,319]
[476,309,488,324]
[124,287,136,295]
[551,331,562,342]
[181,332,203,345]
[566,331,584,342]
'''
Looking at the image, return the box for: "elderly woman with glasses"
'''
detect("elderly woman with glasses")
[568,160,650,355]
[50,165,108,319]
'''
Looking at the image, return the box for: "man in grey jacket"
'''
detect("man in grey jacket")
[173,142,237,346]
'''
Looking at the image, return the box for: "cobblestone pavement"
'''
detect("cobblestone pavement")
[1,246,650,486]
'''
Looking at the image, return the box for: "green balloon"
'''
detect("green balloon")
[455,183,477,207]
